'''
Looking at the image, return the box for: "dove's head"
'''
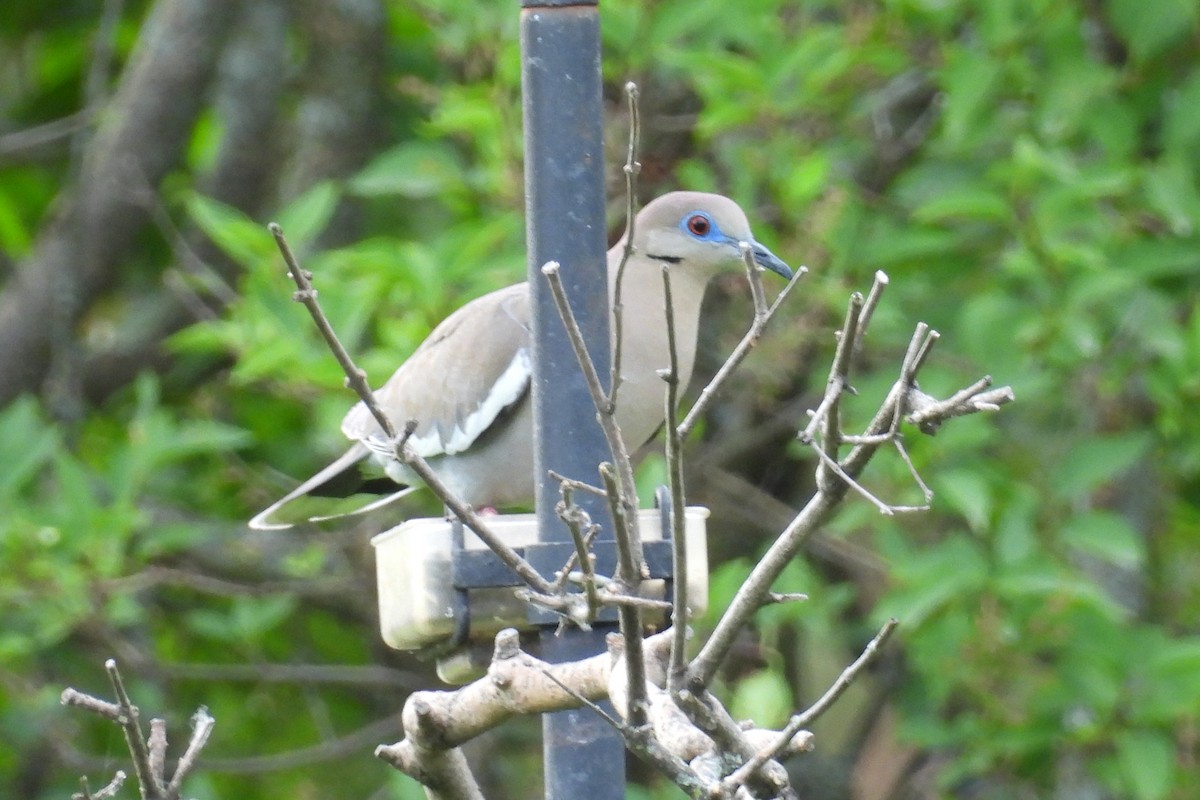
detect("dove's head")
[633,191,792,282]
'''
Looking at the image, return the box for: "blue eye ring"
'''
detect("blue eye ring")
[682,211,716,239]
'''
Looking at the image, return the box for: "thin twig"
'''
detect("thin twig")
[543,261,644,572]
[673,689,794,798]
[537,668,707,795]
[678,265,806,438]
[514,590,592,628]
[547,470,607,498]
[72,771,125,800]
[894,437,934,502]
[659,267,690,693]
[741,242,768,319]
[906,377,1015,433]
[166,706,215,795]
[855,270,889,342]
[270,223,554,595]
[608,81,642,412]
[598,462,649,728]
[816,292,864,492]
[688,488,840,689]
[765,592,809,605]
[0,110,92,158]
[723,618,897,792]
[538,667,627,732]
[810,445,898,515]
[61,688,123,721]
[596,592,673,613]
[795,617,897,730]
[105,659,163,796]
[556,483,600,620]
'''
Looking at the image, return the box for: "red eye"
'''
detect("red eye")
[686,214,711,236]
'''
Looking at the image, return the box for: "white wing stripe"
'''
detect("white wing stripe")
[367,348,532,461]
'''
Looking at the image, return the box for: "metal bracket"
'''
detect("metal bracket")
[447,489,678,635]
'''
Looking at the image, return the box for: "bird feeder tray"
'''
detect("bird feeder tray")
[371,507,709,658]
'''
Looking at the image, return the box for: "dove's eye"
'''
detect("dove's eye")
[685,212,713,238]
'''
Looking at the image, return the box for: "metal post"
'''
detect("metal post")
[521,1,625,798]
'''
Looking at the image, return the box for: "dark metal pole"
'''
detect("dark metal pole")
[521,1,625,798]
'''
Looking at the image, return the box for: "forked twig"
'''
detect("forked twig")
[691,271,1013,689]
[62,660,215,800]
[722,618,897,793]
[678,263,806,438]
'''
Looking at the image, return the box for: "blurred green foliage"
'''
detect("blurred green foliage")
[1,0,1198,798]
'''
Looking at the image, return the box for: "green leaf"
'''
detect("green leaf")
[936,469,993,532]
[0,187,31,255]
[911,186,1010,224]
[349,141,465,199]
[1144,156,1200,236]
[1162,68,1200,152]
[730,669,792,729]
[1137,636,1200,721]
[187,595,297,642]
[0,397,58,503]
[1118,237,1200,279]
[939,48,1003,146]
[274,180,339,247]
[1060,511,1143,569]
[1107,0,1197,63]
[780,150,829,208]
[185,192,274,268]
[1115,729,1176,800]
[875,538,987,628]
[1055,433,1154,499]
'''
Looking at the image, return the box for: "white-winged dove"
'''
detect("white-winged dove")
[250,191,791,529]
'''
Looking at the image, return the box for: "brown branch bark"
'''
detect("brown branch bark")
[0,0,241,407]
[80,0,291,404]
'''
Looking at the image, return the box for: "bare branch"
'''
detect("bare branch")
[693,270,1014,689]
[766,591,809,605]
[379,630,654,764]
[270,222,555,596]
[855,270,889,342]
[60,688,122,722]
[598,461,650,727]
[547,469,607,498]
[673,689,795,799]
[795,617,897,731]
[690,483,838,688]
[375,740,484,800]
[658,266,691,694]
[167,706,215,794]
[147,719,167,789]
[72,771,126,800]
[556,483,601,619]
[608,81,642,411]
[542,261,643,575]
[816,291,864,493]
[105,659,164,796]
[678,265,806,438]
[0,0,240,406]
[62,660,215,800]
[906,378,1015,433]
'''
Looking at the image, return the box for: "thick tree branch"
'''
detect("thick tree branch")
[0,0,240,407]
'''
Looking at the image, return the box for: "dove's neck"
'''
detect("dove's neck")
[608,258,709,448]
